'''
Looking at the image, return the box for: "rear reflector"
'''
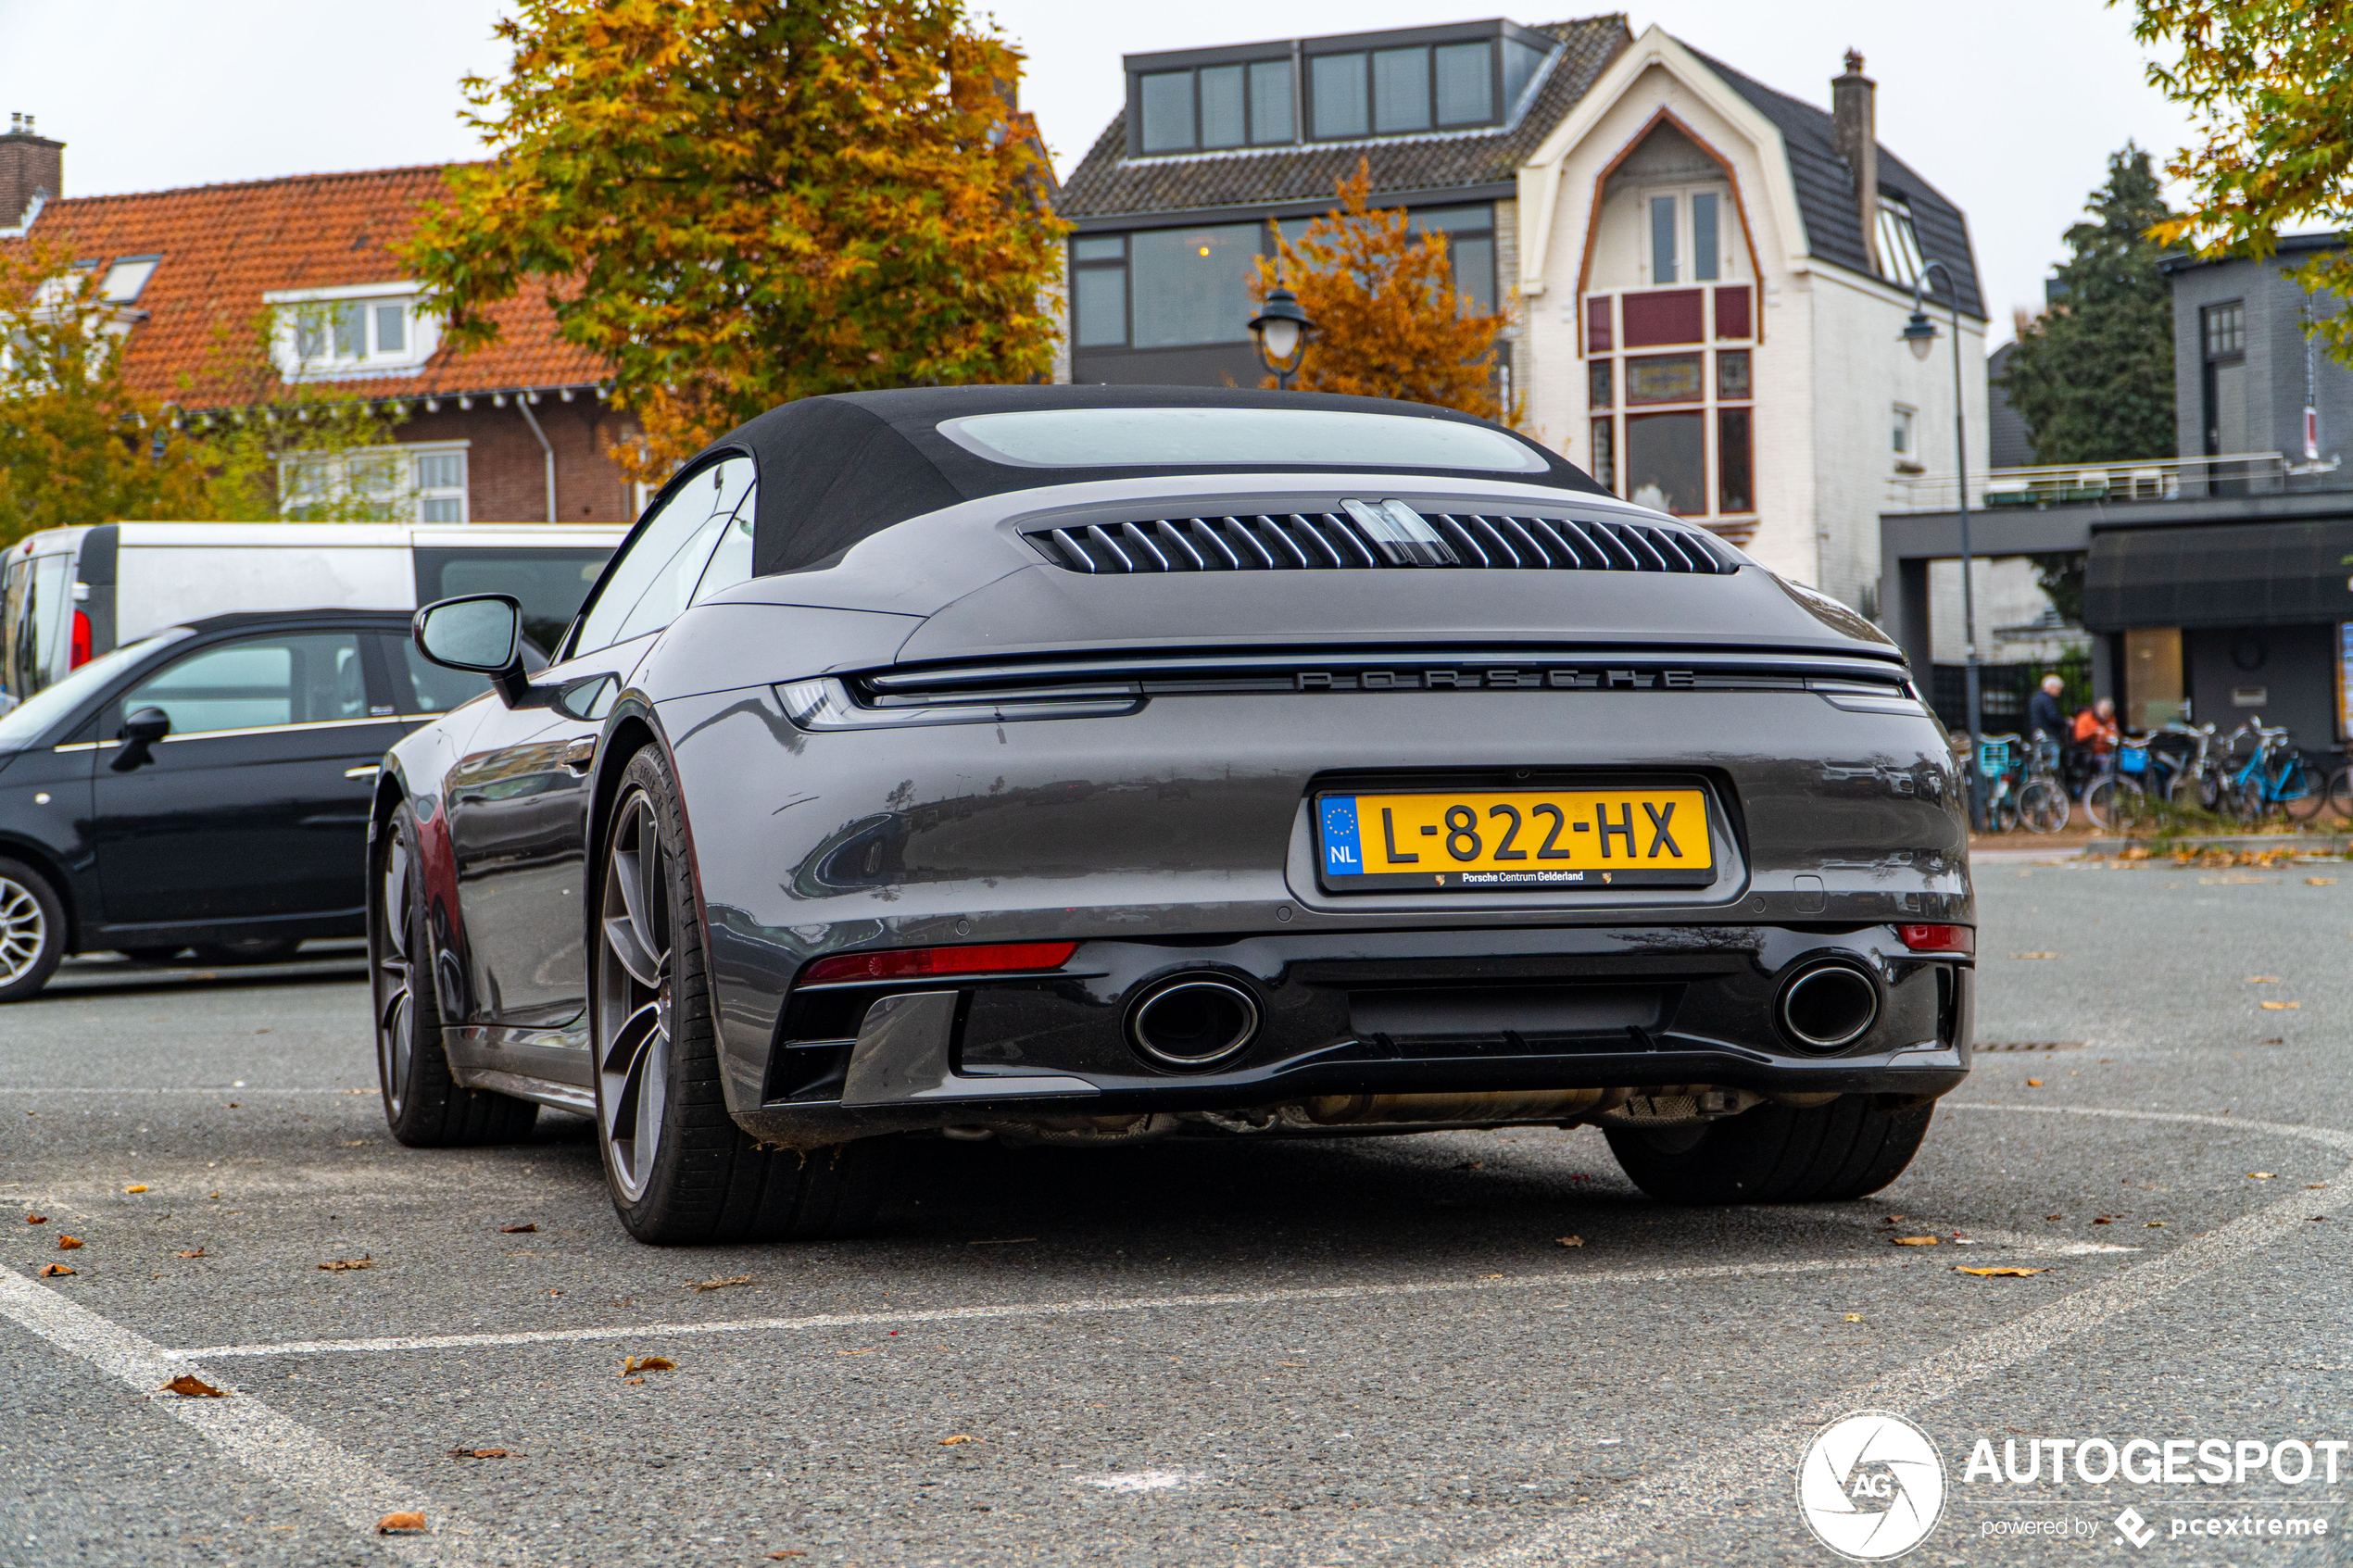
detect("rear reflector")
[799,941,1079,986]
[1896,923,1972,954]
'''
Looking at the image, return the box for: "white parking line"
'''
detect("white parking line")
[0,1266,516,1566]
[1464,1103,2353,1566]
[176,1256,1913,1360]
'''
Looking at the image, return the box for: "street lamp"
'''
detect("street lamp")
[1249,286,1314,391]
[1900,259,1985,833]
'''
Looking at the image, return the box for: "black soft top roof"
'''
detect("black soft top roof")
[674,385,1606,577]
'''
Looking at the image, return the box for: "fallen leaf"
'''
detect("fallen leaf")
[1881,1214,1905,1223]
[2009,952,2058,960]
[318,1256,371,1272]
[2313,1216,2331,1223]
[1555,1236,1585,1248]
[39,1262,74,1277]
[939,1434,979,1446]
[2259,1001,2299,1010]
[2309,1184,2330,1190]
[692,1273,752,1292]
[2249,1172,2277,1180]
[25,1214,44,1224]
[57,1236,82,1249]
[621,1376,644,1385]
[2026,1079,2044,1087]
[2093,1217,2113,1224]
[1955,1266,2046,1277]
[837,1348,877,1356]
[177,1248,206,1259]
[163,1374,227,1398]
[447,1448,510,1460]
[768,1552,808,1560]
[376,1512,426,1535]
[2246,975,2282,984]
[1478,1272,1504,1279]
[1891,1236,1940,1247]
[2308,877,2336,885]
[621,1355,674,1375]
[2045,1214,2063,1221]
[2145,1221,2167,1228]
[1843,1313,1862,1323]
[124,1185,148,1194]
[499,1223,537,1234]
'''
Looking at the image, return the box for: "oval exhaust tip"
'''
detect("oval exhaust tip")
[1778,963,1879,1051]
[1128,978,1260,1070]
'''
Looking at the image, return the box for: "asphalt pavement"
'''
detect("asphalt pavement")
[4,860,2349,1567]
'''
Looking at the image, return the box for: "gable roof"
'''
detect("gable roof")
[5,164,609,408]
[1056,15,1631,223]
[1682,46,1983,318]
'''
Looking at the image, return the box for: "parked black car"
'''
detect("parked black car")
[0,608,511,1000]
[377,386,1976,1248]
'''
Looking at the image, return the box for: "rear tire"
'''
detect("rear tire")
[2082,776,2136,832]
[591,746,887,1244]
[1604,1098,1934,1204]
[0,857,67,1004]
[2018,780,2070,834]
[371,803,538,1148]
[2281,760,2328,822]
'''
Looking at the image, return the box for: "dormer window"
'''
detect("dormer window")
[265,282,438,381]
[1876,194,1925,287]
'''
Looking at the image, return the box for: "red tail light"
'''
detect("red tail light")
[1896,923,1972,954]
[69,609,92,671]
[799,941,1079,986]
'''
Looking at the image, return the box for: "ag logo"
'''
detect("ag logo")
[1796,1410,1946,1561]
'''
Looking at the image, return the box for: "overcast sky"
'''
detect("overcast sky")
[0,0,2195,348]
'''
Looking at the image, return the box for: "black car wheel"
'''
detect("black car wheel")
[592,747,886,1245]
[371,802,537,1147]
[1604,1098,1932,1204]
[0,857,66,1004]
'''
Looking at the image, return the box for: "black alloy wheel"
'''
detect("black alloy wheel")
[591,746,887,1245]
[1604,1097,1933,1204]
[0,857,66,1004]
[371,802,537,1147]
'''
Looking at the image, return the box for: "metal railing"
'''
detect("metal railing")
[1884,452,2290,513]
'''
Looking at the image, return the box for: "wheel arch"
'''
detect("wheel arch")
[0,832,82,955]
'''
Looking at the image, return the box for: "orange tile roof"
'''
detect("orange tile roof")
[5,163,610,408]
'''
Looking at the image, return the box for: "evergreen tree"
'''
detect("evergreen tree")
[1997,144,2177,466]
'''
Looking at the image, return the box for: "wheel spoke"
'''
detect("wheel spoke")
[601,913,661,990]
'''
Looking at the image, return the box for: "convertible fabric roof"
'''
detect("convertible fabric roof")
[675,385,1605,578]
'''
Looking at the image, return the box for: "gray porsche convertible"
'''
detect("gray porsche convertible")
[373,385,1973,1244]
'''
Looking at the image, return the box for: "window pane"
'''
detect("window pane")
[1501,37,1547,109]
[1249,60,1293,144]
[1622,289,1705,346]
[1129,223,1261,348]
[693,483,758,606]
[1626,353,1703,405]
[1692,193,1719,282]
[421,497,464,523]
[1590,418,1616,492]
[1714,284,1752,339]
[1434,42,1493,124]
[1448,234,1494,317]
[1626,411,1706,515]
[295,313,323,360]
[1311,53,1367,138]
[1716,348,1750,401]
[1589,359,1613,411]
[123,633,366,734]
[396,635,493,713]
[1409,205,1492,233]
[1718,408,1753,513]
[417,451,464,491]
[576,455,755,653]
[1649,195,1678,284]
[1199,65,1245,148]
[421,547,611,657]
[1372,48,1430,132]
[939,407,1550,472]
[332,301,364,358]
[1073,266,1127,348]
[1139,71,1194,152]
[1073,236,1124,263]
[1586,295,1613,352]
[374,302,406,354]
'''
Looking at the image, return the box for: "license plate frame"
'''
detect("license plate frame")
[1313,785,1716,893]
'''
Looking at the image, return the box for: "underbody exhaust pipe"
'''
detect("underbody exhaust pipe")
[1127,977,1260,1069]
[1778,962,1880,1051]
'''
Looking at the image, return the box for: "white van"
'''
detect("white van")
[1,521,626,706]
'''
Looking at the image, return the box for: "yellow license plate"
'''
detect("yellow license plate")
[1315,788,1714,891]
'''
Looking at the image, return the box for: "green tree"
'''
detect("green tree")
[1251,163,1516,421]
[404,0,1066,482]
[1996,144,2176,466]
[2129,0,2353,361]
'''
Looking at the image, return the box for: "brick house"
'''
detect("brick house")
[1,117,640,524]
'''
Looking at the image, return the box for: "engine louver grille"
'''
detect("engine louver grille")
[1024,513,1733,575]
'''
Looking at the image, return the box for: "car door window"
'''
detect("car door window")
[690,482,757,605]
[573,456,754,655]
[118,632,368,736]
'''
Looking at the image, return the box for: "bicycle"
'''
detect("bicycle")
[2221,722,2324,823]
[2082,721,2210,832]
[2016,729,2070,833]
[1977,733,2024,834]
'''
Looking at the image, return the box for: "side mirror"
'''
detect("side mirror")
[112,705,171,771]
[414,595,535,708]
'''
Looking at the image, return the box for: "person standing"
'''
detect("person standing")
[2027,673,2066,746]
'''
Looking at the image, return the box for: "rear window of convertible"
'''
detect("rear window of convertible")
[936,408,1552,474]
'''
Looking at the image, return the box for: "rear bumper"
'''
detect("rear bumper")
[733,922,1972,1145]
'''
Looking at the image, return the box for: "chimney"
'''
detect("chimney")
[1831,52,1879,277]
[1,112,63,233]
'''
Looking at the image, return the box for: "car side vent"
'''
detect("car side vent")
[1023,509,1732,575]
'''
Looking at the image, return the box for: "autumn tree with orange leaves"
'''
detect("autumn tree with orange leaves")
[404,0,1067,481]
[1251,164,1516,422]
